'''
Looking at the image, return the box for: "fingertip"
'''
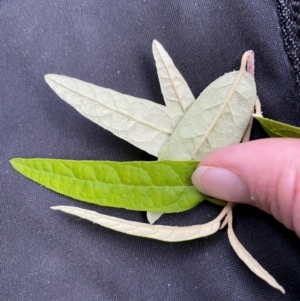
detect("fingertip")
[192,166,253,204]
[195,138,300,236]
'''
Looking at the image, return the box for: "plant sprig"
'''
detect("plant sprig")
[11,42,291,294]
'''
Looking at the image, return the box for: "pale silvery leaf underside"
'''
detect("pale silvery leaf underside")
[146,211,163,224]
[152,40,195,112]
[51,203,233,242]
[45,74,183,157]
[159,70,257,160]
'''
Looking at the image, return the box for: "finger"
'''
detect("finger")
[191,138,300,236]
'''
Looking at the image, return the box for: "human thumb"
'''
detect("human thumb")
[191,138,300,237]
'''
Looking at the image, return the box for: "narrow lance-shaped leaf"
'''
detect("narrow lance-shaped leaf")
[152,40,195,112]
[227,210,285,294]
[159,51,257,160]
[51,202,233,242]
[10,158,206,213]
[149,40,197,224]
[44,74,184,157]
[254,114,300,138]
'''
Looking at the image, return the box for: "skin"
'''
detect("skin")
[191,138,300,237]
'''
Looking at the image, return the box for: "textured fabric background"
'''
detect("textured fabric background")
[1,1,300,300]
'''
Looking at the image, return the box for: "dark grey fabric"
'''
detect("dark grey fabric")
[277,0,300,97]
[1,1,300,300]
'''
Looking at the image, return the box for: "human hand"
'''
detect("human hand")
[191,138,300,237]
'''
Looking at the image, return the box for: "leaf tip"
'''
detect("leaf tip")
[152,39,159,46]
[9,158,16,164]
[51,206,71,213]
[50,206,61,211]
[241,51,255,76]
[279,287,286,294]
[50,206,80,216]
[146,211,163,224]
[152,39,163,53]
[9,157,22,169]
[44,73,56,85]
[45,74,66,89]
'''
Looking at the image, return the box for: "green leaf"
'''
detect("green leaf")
[10,158,206,213]
[159,52,257,161]
[254,115,300,138]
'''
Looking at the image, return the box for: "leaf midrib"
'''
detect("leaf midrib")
[17,165,195,188]
[190,69,247,159]
[154,42,185,112]
[49,76,174,135]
